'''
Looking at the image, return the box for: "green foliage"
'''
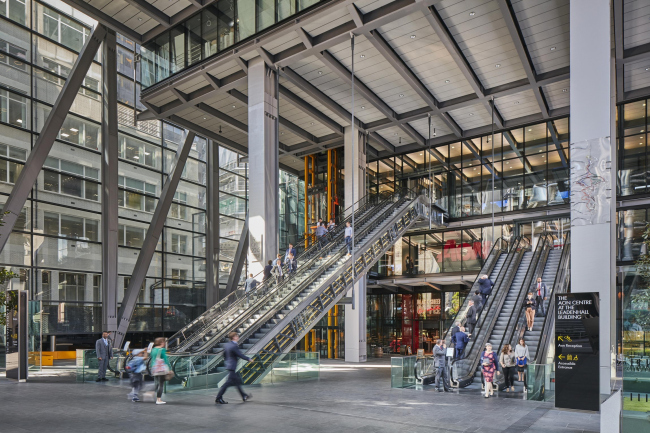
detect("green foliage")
[633,223,650,329]
[0,212,16,326]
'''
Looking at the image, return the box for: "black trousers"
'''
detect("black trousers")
[502,366,514,388]
[536,296,545,316]
[216,370,246,399]
[466,322,475,334]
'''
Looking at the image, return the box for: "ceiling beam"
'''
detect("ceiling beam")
[278,84,344,135]
[462,140,499,179]
[60,0,143,42]
[547,121,569,168]
[497,0,548,118]
[123,0,171,27]
[502,131,533,174]
[196,103,248,135]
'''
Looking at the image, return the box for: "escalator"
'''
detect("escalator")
[449,236,533,388]
[169,189,430,385]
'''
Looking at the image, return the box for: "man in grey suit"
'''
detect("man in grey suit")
[433,339,450,392]
[95,331,113,382]
[534,277,549,317]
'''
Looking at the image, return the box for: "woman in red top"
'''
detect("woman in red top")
[481,343,498,398]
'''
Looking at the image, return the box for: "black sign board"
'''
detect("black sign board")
[555,292,599,411]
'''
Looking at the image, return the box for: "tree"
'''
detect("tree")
[633,223,650,329]
[0,212,16,326]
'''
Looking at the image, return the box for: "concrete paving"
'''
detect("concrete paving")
[0,359,600,433]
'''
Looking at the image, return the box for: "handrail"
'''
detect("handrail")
[498,234,552,353]
[451,236,531,387]
[442,236,509,346]
[167,189,399,352]
[534,232,571,364]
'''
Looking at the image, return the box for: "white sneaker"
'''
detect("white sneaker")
[156,401,167,405]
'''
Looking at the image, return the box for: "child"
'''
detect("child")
[127,349,147,402]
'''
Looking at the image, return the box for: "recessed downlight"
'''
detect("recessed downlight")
[232,105,236,108]
[495,64,501,68]
[360,54,365,58]
[469,11,475,16]
[445,79,450,83]
[410,35,416,39]
[361,106,365,109]
[469,113,474,116]
[399,94,404,97]
[550,47,556,51]
[562,89,567,92]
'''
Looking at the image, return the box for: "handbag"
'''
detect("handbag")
[516,356,528,367]
[151,349,170,377]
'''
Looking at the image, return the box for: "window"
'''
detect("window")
[43,211,100,241]
[119,175,157,212]
[0,0,27,26]
[0,143,26,183]
[171,233,187,254]
[93,275,101,302]
[171,191,187,220]
[58,272,86,301]
[118,224,145,248]
[124,277,146,303]
[171,269,187,282]
[0,89,28,127]
[43,157,100,201]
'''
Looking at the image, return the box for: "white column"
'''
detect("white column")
[344,127,367,362]
[247,57,279,274]
[569,0,615,396]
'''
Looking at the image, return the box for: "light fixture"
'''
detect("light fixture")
[644,104,647,107]
[394,133,398,136]
[515,101,519,105]
[410,35,416,39]
[641,142,644,145]
[144,152,150,156]
[451,146,455,149]
[562,89,567,92]
[361,106,365,109]
[469,163,472,166]
[61,133,69,137]
[528,128,532,131]
[232,105,236,108]
[642,130,645,132]
[399,94,404,97]
[445,79,450,83]
[646,68,650,71]
[318,71,322,75]
[138,17,143,21]
[539,149,542,153]
[550,47,556,51]
[474,168,477,171]
[310,122,314,125]
[281,132,284,135]
[469,113,474,116]
[133,155,140,160]
[360,54,365,58]
[219,125,222,134]
[420,153,423,155]
[506,161,509,164]
[469,11,475,16]
[203,117,207,120]
[495,64,501,68]
[70,128,78,132]
[16,119,22,123]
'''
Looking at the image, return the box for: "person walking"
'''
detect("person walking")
[499,344,516,392]
[524,292,537,331]
[453,326,469,360]
[95,331,113,382]
[127,349,147,402]
[515,338,530,391]
[263,260,273,282]
[478,275,494,307]
[481,343,498,398]
[433,339,450,392]
[244,273,257,305]
[465,300,478,335]
[285,244,297,272]
[150,337,171,405]
[534,277,548,317]
[215,332,252,404]
[344,221,353,256]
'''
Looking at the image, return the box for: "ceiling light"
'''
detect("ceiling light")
[16,119,22,123]
[469,163,472,166]
[550,47,556,51]
[361,106,365,109]
[394,133,398,136]
[646,68,650,71]
[445,80,450,83]
[203,117,207,120]
[399,94,404,97]
[469,11,475,16]
[562,89,567,92]
[451,146,455,149]
[495,64,501,68]
[138,17,143,21]
[410,35,416,39]
[70,128,78,132]
[232,105,236,108]
[539,149,542,153]
[318,71,322,75]
[61,133,69,137]
[515,101,519,105]
[420,153,423,155]
[310,122,314,125]
[469,113,474,116]
[360,54,365,58]
[506,161,509,164]
[528,128,532,131]
[281,132,284,135]
[473,168,477,171]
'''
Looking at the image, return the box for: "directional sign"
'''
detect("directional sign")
[555,292,599,412]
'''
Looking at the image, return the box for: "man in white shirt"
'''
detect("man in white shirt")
[344,222,353,256]
[535,277,548,317]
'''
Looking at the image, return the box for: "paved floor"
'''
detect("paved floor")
[0,359,599,433]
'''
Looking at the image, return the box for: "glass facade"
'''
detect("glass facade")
[140,0,326,88]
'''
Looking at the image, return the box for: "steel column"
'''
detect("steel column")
[0,25,106,254]
[224,217,249,297]
[205,139,220,307]
[114,130,197,348]
[101,28,119,334]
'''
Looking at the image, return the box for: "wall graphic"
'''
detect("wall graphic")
[570,137,611,226]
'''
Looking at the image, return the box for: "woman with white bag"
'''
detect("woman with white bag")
[150,337,172,405]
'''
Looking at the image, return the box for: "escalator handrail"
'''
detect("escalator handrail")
[442,236,508,345]
[451,236,531,386]
[184,190,418,355]
[533,232,571,364]
[498,234,553,353]
[168,190,400,351]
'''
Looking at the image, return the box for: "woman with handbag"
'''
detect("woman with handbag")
[500,344,516,392]
[480,343,498,398]
[151,337,172,405]
[515,338,530,392]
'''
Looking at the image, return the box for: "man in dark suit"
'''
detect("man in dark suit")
[450,321,460,347]
[478,275,494,307]
[534,277,548,317]
[285,243,297,273]
[471,290,483,312]
[454,327,470,360]
[465,300,478,335]
[433,339,450,392]
[215,332,252,404]
[95,331,113,382]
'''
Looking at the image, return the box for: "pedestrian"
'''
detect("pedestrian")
[315,222,328,257]
[316,218,324,227]
[95,331,113,382]
[286,253,296,274]
[405,256,414,275]
[450,321,460,347]
[432,339,450,392]
[263,260,273,282]
[524,292,537,331]
[285,243,297,272]
[480,343,498,398]
[499,343,516,392]
[150,337,171,405]
[478,274,494,307]
[453,326,469,359]
[465,300,478,335]
[534,277,548,317]
[327,218,336,231]
[215,332,252,404]
[127,349,147,402]
[344,221,353,256]
[244,273,257,305]
[272,254,283,285]
[471,290,483,312]
[515,338,530,391]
